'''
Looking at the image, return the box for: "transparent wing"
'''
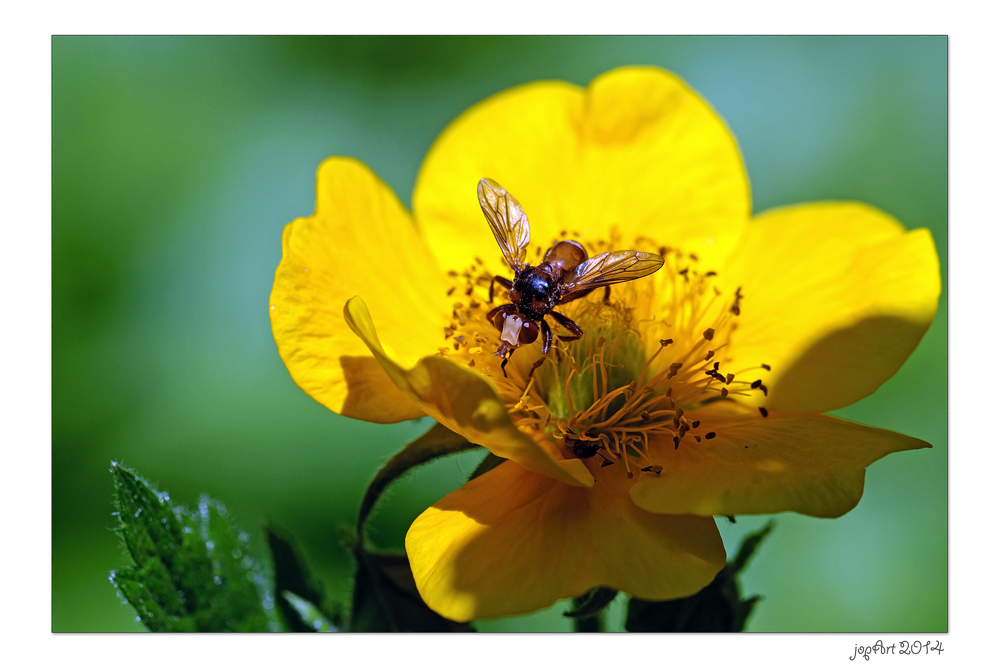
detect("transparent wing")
[561,250,665,292]
[477,178,531,272]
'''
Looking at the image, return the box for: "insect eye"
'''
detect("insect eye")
[518,320,539,345]
[492,310,508,331]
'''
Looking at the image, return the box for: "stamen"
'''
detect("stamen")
[442,232,774,484]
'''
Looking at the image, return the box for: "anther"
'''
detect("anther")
[759,384,768,396]
[660,338,673,346]
[726,373,734,385]
[689,253,699,261]
[759,407,769,418]
[474,256,484,266]
[705,271,717,277]
[446,286,456,296]
[713,361,720,371]
[751,379,762,389]
[640,411,651,421]
[447,270,459,277]
[667,362,683,379]
[692,421,700,428]
[673,436,680,449]
[720,388,729,398]
[705,432,717,440]
[762,363,771,371]
[705,350,715,361]
[703,328,715,341]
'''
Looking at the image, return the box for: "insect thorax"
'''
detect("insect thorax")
[512,267,556,318]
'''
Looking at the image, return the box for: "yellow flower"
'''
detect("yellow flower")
[269,67,940,622]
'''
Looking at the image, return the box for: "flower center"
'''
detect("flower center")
[437,236,771,480]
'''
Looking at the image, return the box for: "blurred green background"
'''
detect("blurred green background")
[52,36,946,632]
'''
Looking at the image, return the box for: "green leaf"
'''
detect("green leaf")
[108,462,274,632]
[730,520,775,574]
[625,520,775,632]
[265,522,339,632]
[357,422,479,541]
[349,549,474,632]
[282,592,337,632]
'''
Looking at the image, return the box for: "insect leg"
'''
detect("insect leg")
[527,319,552,378]
[489,275,513,303]
[500,348,515,378]
[558,287,596,305]
[550,310,584,342]
[603,285,611,303]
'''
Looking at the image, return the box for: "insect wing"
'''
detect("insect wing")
[562,250,664,292]
[477,178,531,271]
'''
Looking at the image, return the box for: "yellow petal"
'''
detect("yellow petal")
[719,202,940,413]
[630,402,930,518]
[413,66,749,276]
[344,296,594,488]
[406,461,725,622]
[269,157,452,423]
